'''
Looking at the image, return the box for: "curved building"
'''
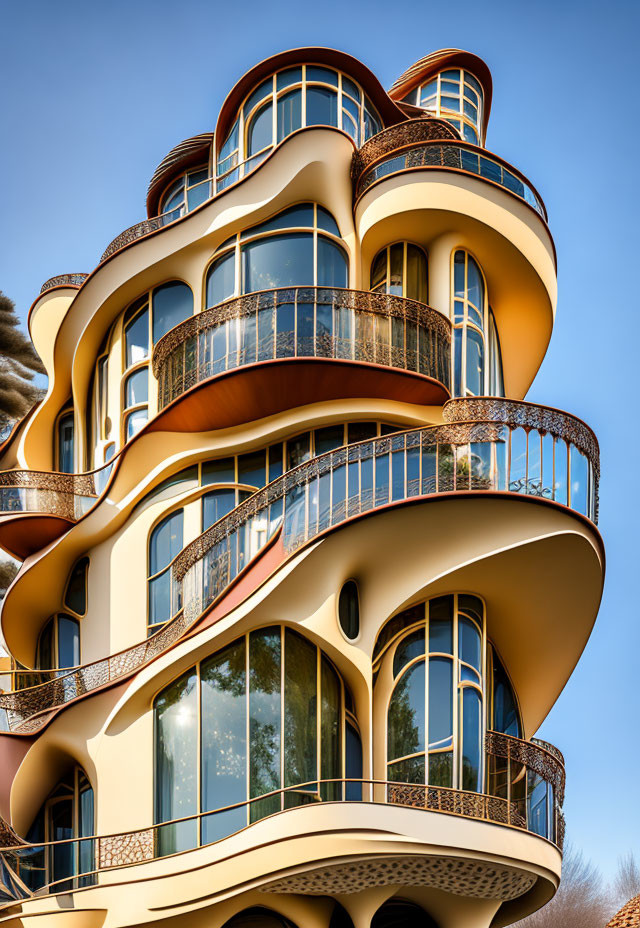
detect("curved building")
[0,46,603,928]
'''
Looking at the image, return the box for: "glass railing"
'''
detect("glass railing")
[0,400,599,734]
[355,139,546,218]
[0,459,116,522]
[153,287,452,409]
[0,740,564,902]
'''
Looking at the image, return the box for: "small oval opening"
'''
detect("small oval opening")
[338,580,360,640]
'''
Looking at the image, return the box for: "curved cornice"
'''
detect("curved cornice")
[215,46,408,158]
[388,48,493,138]
[146,132,214,218]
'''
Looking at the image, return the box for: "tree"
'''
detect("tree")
[514,843,613,928]
[0,291,45,436]
[613,852,640,909]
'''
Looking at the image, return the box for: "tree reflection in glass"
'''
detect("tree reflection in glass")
[249,628,281,821]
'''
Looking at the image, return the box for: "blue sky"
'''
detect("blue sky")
[0,0,637,878]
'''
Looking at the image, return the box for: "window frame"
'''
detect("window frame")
[217,65,382,188]
[404,68,484,145]
[204,202,348,306]
[369,241,429,302]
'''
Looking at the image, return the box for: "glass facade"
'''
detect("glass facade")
[154,627,360,853]
[370,242,428,304]
[217,66,382,190]
[205,203,348,305]
[380,595,485,791]
[401,68,484,145]
[452,249,504,397]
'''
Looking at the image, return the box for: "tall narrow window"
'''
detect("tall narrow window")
[148,510,183,632]
[370,243,428,303]
[57,411,75,473]
[452,249,492,397]
[381,594,485,792]
[123,298,149,440]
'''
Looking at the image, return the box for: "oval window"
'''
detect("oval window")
[338,580,359,640]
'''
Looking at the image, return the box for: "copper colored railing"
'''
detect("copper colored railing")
[152,287,452,410]
[0,401,598,734]
[354,138,547,218]
[0,764,563,902]
[39,274,88,295]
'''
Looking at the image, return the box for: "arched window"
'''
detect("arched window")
[217,66,382,189]
[206,203,347,307]
[370,243,428,303]
[56,409,74,473]
[121,282,194,442]
[148,509,183,633]
[35,557,87,673]
[401,68,484,145]
[154,627,356,854]
[24,766,94,892]
[452,249,503,397]
[159,166,210,220]
[379,594,485,792]
[490,646,522,737]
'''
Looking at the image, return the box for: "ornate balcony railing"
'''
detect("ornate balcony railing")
[354,138,547,219]
[152,287,452,410]
[176,403,598,622]
[0,460,116,522]
[0,762,563,902]
[39,274,88,295]
[352,117,459,180]
[0,400,599,734]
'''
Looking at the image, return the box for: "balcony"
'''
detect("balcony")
[353,124,546,218]
[0,733,564,902]
[39,274,88,295]
[0,398,599,735]
[152,286,452,417]
[0,463,115,559]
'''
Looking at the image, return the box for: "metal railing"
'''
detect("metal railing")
[152,287,452,409]
[0,764,563,902]
[0,401,599,733]
[0,459,115,522]
[355,139,546,218]
[39,274,89,295]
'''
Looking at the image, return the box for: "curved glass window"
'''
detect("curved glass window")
[491,646,521,737]
[402,68,484,145]
[57,410,74,474]
[380,594,485,791]
[124,298,149,368]
[217,66,382,189]
[148,509,183,632]
[159,165,210,221]
[452,249,503,397]
[36,614,80,672]
[370,243,428,303]
[152,282,193,344]
[338,580,359,639]
[154,627,355,852]
[206,203,348,306]
[24,766,94,892]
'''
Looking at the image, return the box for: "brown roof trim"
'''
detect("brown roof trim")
[146,133,214,218]
[215,46,408,157]
[388,48,493,138]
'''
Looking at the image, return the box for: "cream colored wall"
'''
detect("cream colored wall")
[16,124,556,475]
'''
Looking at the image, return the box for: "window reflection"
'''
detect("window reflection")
[148,510,184,631]
[378,594,485,792]
[370,243,428,303]
[401,68,484,145]
[206,203,348,304]
[154,627,358,848]
[218,65,382,188]
[452,249,503,398]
